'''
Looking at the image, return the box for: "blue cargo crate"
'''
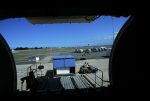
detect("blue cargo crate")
[52,55,76,75]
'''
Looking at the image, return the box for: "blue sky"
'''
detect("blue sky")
[0,16,128,48]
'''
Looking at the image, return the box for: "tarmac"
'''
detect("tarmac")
[16,56,109,91]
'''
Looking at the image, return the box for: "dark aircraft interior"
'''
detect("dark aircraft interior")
[0,5,143,99]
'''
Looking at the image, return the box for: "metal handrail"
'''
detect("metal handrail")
[83,67,104,87]
[84,73,101,87]
[27,64,35,76]
[97,68,103,86]
[97,69,110,83]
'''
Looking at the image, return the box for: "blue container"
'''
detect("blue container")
[52,55,75,69]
